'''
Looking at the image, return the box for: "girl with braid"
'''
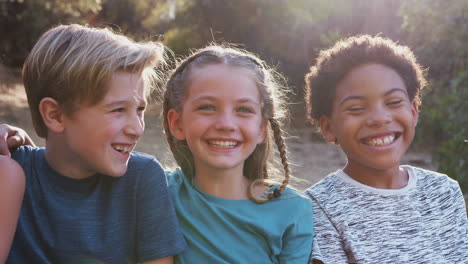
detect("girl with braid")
[163,45,314,264]
[1,44,314,263]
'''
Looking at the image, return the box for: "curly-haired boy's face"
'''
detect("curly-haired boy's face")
[320,63,418,180]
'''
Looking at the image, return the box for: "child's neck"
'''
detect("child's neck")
[45,137,93,180]
[194,166,250,200]
[343,163,409,189]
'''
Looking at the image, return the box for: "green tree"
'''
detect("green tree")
[0,0,101,66]
[94,0,172,40]
[400,0,468,192]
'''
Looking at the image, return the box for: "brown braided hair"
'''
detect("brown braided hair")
[162,44,290,203]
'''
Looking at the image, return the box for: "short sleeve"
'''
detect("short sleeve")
[135,158,186,262]
[309,195,349,264]
[278,198,314,264]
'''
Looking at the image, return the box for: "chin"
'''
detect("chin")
[103,167,128,177]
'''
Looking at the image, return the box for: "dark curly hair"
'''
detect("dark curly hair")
[305,35,426,126]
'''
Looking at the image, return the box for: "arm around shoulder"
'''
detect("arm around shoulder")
[0,156,25,262]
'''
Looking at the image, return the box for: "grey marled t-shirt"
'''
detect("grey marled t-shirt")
[305,166,468,264]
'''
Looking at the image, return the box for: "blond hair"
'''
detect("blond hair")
[162,45,290,203]
[23,24,164,138]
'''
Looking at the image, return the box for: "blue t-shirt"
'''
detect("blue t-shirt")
[167,169,314,264]
[7,146,186,264]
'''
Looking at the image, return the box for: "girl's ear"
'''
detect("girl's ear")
[319,116,337,144]
[256,120,268,144]
[39,97,65,133]
[167,109,186,140]
[411,100,419,127]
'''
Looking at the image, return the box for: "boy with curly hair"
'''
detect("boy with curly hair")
[304,35,468,263]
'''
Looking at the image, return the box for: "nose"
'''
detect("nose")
[215,111,236,131]
[125,112,145,139]
[366,105,392,127]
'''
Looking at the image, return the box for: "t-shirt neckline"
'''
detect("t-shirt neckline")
[336,165,417,195]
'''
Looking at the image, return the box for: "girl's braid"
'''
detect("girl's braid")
[249,118,290,203]
[269,118,290,194]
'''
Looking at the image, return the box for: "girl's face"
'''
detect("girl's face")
[320,63,418,177]
[168,64,266,177]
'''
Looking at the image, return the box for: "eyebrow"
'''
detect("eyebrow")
[193,95,261,106]
[338,87,408,106]
[102,99,147,109]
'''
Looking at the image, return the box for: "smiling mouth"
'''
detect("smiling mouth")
[208,140,239,149]
[112,144,133,153]
[362,133,400,146]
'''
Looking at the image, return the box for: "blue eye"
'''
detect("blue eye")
[198,105,215,111]
[238,107,254,113]
[112,108,125,113]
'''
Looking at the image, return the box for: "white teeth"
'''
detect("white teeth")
[384,136,392,145]
[209,140,238,148]
[366,135,395,146]
[113,145,132,153]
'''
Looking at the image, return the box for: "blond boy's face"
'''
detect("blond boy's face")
[320,63,418,178]
[58,71,146,178]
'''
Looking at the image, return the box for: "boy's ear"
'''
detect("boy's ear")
[38,97,65,133]
[167,109,186,140]
[319,116,337,144]
[411,100,419,127]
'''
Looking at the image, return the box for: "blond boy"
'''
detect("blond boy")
[2,24,185,263]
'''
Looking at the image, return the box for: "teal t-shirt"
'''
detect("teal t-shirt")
[167,169,314,264]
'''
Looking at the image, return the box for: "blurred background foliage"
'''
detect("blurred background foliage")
[0,0,466,192]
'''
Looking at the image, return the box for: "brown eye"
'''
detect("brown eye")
[388,100,403,106]
[348,107,365,112]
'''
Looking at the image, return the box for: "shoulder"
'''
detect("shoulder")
[407,165,465,208]
[0,155,24,176]
[10,145,42,162]
[128,151,160,168]
[10,146,44,179]
[271,186,313,217]
[165,168,184,187]
[124,152,167,189]
[280,187,312,204]
[127,152,164,176]
[408,166,461,192]
[304,171,344,203]
[0,155,25,189]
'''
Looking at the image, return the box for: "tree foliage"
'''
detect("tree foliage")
[0,0,101,66]
[1,0,466,192]
[400,0,468,191]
